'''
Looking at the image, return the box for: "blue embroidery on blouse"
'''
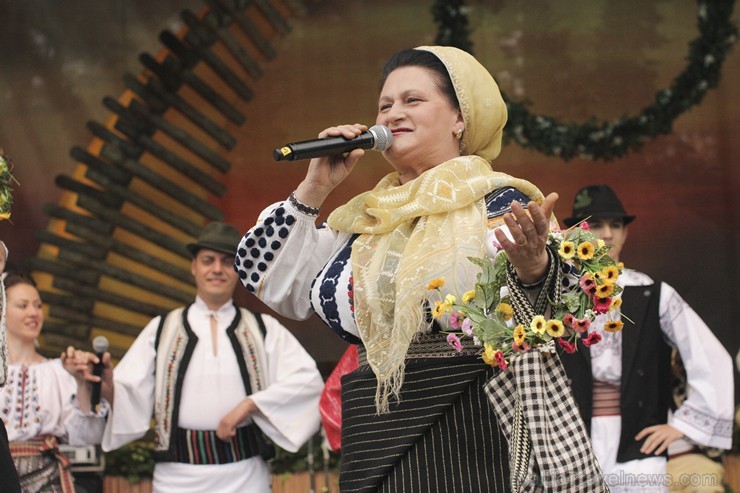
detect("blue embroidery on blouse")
[311,235,361,344]
[485,187,530,219]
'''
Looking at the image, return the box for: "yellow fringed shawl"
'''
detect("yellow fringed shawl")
[327,156,543,412]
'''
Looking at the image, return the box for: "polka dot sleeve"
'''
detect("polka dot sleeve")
[235,200,351,321]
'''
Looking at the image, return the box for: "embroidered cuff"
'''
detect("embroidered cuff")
[288,191,320,217]
[71,394,111,418]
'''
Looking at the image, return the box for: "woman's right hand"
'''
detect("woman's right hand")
[294,123,368,208]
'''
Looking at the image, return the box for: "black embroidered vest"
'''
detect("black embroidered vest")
[561,282,673,462]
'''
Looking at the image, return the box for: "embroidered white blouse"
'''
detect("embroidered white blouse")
[590,269,733,449]
[1,358,107,444]
[234,187,532,342]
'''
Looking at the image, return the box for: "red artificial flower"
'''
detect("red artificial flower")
[593,296,611,314]
[494,351,508,371]
[572,317,591,333]
[447,333,463,352]
[579,274,597,296]
[557,338,577,354]
[582,331,602,348]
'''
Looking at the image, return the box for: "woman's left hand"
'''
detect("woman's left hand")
[61,346,95,383]
[61,346,114,411]
[494,192,559,285]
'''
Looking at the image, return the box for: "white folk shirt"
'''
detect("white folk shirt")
[1,359,106,444]
[590,269,733,490]
[102,297,324,493]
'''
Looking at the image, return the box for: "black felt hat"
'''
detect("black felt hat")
[563,185,635,228]
[186,222,241,257]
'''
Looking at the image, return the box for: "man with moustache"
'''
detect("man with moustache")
[100,222,323,492]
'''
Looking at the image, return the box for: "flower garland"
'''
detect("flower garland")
[431,0,738,161]
[0,149,17,221]
[429,222,624,369]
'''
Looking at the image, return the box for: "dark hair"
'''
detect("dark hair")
[379,49,460,110]
[3,269,37,291]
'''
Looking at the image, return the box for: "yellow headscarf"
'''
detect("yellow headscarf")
[327,46,543,412]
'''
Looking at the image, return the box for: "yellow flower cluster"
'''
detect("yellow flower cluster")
[529,315,565,338]
[426,220,626,369]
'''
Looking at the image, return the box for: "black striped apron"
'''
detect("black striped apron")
[340,342,510,492]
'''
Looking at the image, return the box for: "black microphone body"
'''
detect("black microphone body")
[91,336,109,412]
[273,124,392,161]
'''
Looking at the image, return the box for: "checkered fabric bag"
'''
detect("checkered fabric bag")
[485,350,610,492]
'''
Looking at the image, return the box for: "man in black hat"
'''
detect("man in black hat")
[561,185,733,491]
[98,222,324,492]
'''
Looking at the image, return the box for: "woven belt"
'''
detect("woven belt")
[357,331,482,366]
[162,424,264,465]
[9,435,75,493]
[592,380,621,417]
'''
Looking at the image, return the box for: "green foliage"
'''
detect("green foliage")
[433,0,738,161]
[270,438,341,475]
[0,150,17,219]
[431,0,473,52]
[104,441,155,484]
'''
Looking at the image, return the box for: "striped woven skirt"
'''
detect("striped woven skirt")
[9,435,74,493]
[340,348,510,493]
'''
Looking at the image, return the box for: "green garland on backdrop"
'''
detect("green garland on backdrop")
[432,0,738,161]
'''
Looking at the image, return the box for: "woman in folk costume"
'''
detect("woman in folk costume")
[236,46,607,492]
[1,271,107,492]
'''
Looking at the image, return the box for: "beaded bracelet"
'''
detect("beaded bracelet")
[288,191,321,217]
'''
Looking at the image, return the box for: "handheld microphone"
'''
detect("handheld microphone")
[91,335,109,412]
[273,124,392,161]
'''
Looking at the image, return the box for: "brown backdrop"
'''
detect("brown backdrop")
[0,0,738,379]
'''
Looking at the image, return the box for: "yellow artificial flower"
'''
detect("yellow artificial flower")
[597,239,606,249]
[604,320,624,333]
[530,315,547,335]
[546,319,565,338]
[462,290,476,304]
[577,242,595,260]
[432,300,445,318]
[610,298,622,311]
[594,282,615,299]
[600,265,620,282]
[513,325,527,346]
[0,212,9,221]
[617,262,625,270]
[482,344,498,367]
[426,278,445,290]
[558,241,576,260]
[441,294,457,312]
[496,303,514,321]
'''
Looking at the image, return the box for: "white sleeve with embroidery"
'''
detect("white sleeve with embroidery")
[661,282,734,449]
[101,318,159,452]
[247,314,324,452]
[235,200,348,320]
[53,359,108,446]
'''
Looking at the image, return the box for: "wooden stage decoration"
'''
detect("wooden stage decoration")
[28,0,314,359]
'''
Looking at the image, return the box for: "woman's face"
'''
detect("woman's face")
[6,283,44,343]
[376,66,463,182]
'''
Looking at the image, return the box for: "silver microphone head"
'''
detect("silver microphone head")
[92,335,110,353]
[368,124,393,152]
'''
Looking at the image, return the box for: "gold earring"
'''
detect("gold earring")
[456,128,463,141]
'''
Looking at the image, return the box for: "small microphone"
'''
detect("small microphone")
[91,335,109,413]
[273,124,392,161]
